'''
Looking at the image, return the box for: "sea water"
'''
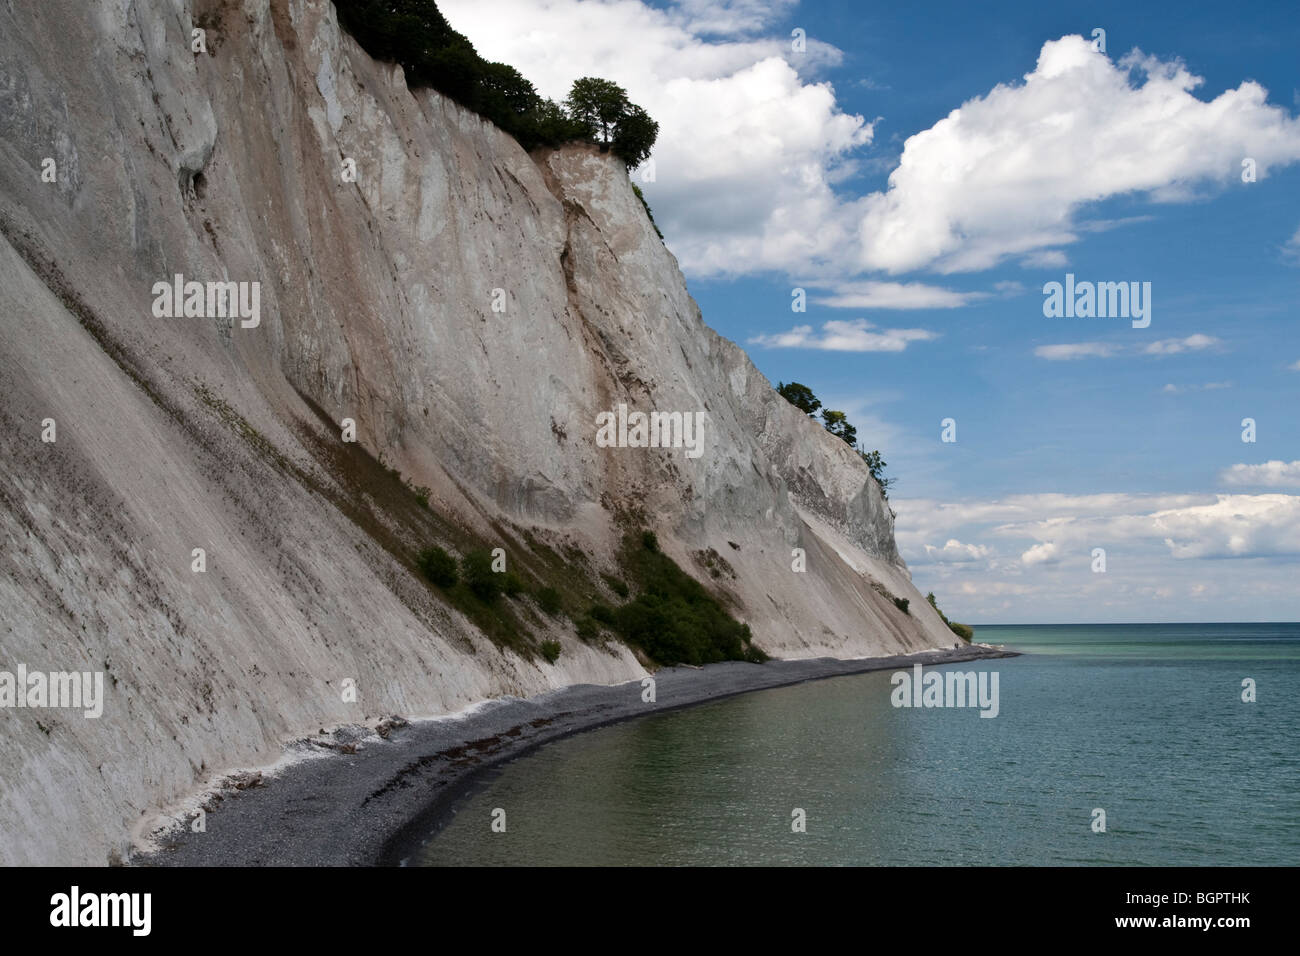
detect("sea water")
[415,623,1299,866]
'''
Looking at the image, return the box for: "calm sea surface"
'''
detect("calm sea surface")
[415,623,1300,865]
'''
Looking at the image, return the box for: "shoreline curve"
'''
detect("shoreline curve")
[137,644,1017,867]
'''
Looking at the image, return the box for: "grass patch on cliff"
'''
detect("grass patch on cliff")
[196,386,298,475]
[609,530,767,666]
[632,183,663,240]
[871,580,913,617]
[289,391,561,657]
[275,392,759,665]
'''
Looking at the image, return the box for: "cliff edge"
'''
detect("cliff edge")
[0,0,957,865]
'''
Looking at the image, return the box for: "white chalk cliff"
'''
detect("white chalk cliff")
[0,0,958,865]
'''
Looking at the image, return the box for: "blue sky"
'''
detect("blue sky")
[442,0,1299,623]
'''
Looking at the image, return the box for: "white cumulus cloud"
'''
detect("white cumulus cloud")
[1020,542,1061,566]
[1220,461,1300,488]
[897,493,1300,622]
[858,35,1300,274]
[987,494,1300,561]
[439,6,1300,291]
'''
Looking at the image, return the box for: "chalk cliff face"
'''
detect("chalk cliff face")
[0,0,957,865]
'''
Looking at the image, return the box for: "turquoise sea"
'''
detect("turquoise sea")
[415,623,1300,866]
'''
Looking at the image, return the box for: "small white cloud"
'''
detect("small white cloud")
[1289,359,1300,371]
[1036,335,1222,361]
[1076,215,1156,233]
[1220,460,1300,488]
[923,539,993,563]
[1142,334,1221,355]
[1162,381,1232,394]
[750,319,938,352]
[1284,225,1300,264]
[669,0,799,37]
[1034,342,1119,360]
[811,281,982,310]
[1021,250,1068,268]
[1021,541,1061,566]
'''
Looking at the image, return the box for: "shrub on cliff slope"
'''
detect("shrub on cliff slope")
[777,381,894,498]
[461,549,501,601]
[927,592,974,641]
[821,409,857,447]
[535,586,563,615]
[612,531,768,666]
[777,382,822,416]
[416,545,458,587]
[858,449,895,498]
